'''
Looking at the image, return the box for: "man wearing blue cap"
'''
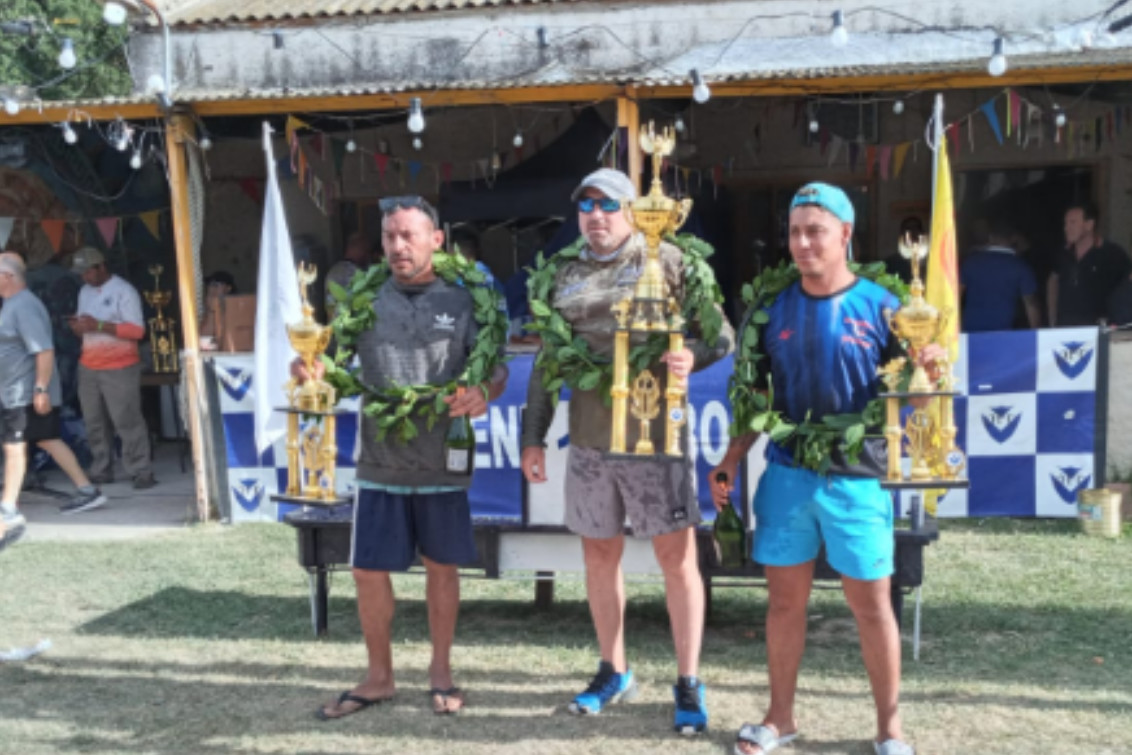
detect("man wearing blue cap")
[711,183,924,755]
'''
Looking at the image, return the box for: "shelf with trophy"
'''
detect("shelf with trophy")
[607,122,693,463]
[145,265,178,374]
[270,262,352,509]
[877,235,969,493]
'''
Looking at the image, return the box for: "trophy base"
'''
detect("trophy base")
[274,407,352,417]
[271,493,353,508]
[878,391,962,399]
[879,479,970,491]
[602,451,687,463]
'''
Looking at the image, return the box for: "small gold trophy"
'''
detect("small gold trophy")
[877,235,967,486]
[608,122,692,458]
[145,265,178,373]
[272,262,349,506]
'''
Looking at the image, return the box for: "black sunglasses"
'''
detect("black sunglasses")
[379,195,439,226]
[577,197,622,214]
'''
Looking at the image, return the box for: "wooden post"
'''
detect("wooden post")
[616,94,642,193]
[164,113,211,522]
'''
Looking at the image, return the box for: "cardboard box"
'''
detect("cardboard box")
[218,294,257,352]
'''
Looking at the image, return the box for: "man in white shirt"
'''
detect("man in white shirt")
[68,248,156,489]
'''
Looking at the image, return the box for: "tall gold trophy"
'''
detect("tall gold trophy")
[145,265,178,373]
[271,262,349,506]
[608,122,692,458]
[877,235,967,487]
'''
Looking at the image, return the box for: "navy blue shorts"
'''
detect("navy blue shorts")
[350,487,479,572]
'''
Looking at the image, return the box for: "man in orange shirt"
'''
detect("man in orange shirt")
[69,248,156,489]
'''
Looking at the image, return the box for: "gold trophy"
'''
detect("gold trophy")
[145,265,178,373]
[272,262,349,506]
[608,122,692,457]
[877,235,967,486]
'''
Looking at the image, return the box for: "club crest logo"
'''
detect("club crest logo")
[1054,341,1093,379]
[232,478,266,512]
[1050,466,1091,505]
[981,405,1021,444]
[434,313,456,331]
[218,367,252,401]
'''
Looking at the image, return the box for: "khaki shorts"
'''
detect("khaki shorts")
[564,446,701,539]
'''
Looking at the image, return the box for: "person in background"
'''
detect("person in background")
[960,219,1041,332]
[881,217,924,284]
[1048,202,1131,327]
[69,247,155,490]
[200,271,236,350]
[451,227,509,317]
[325,232,372,319]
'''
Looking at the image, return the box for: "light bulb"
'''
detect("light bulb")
[893,100,905,115]
[512,132,524,148]
[3,98,19,117]
[830,10,849,47]
[102,2,128,25]
[1077,28,1094,49]
[412,137,423,150]
[62,122,77,144]
[58,38,76,70]
[146,74,166,94]
[674,115,686,133]
[407,97,425,133]
[116,135,129,152]
[199,134,212,151]
[809,119,819,133]
[690,69,710,104]
[130,150,142,170]
[1055,109,1067,128]
[346,139,357,153]
[491,153,501,171]
[987,37,1007,77]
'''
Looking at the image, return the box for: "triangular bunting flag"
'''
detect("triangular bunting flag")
[878,145,893,180]
[95,217,118,248]
[980,101,1004,145]
[408,160,423,185]
[237,178,262,206]
[297,150,308,188]
[828,135,844,167]
[946,123,960,155]
[40,219,66,252]
[285,116,309,146]
[893,143,911,178]
[374,154,390,185]
[0,217,13,248]
[310,133,325,161]
[139,211,161,241]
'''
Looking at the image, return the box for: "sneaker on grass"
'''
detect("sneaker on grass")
[60,490,108,515]
[673,676,708,735]
[568,661,637,715]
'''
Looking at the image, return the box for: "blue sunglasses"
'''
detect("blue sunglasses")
[577,197,622,214]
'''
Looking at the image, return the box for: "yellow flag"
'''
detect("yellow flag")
[926,140,960,362]
[139,210,162,241]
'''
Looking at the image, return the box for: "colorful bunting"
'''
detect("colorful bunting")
[893,143,910,178]
[40,219,65,252]
[95,217,118,247]
[980,101,1004,145]
[139,211,161,241]
[0,217,13,248]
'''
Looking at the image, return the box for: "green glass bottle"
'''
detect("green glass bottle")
[712,473,746,569]
[443,383,475,476]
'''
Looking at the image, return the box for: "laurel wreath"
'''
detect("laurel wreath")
[525,233,725,402]
[728,260,910,474]
[322,251,509,444]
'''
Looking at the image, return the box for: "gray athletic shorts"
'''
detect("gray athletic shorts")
[564,446,701,539]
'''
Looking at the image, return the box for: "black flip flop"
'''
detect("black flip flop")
[315,690,392,721]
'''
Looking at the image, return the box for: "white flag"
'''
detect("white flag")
[254,122,301,456]
[0,218,14,249]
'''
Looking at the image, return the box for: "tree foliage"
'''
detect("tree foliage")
[0,0,131,102]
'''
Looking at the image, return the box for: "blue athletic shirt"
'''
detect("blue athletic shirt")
[744,277,902,477]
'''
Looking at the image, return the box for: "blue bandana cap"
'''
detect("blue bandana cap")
[791,182,855,224]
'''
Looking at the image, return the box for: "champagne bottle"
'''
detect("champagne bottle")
[712,472,745,569]
[443,383,475,476]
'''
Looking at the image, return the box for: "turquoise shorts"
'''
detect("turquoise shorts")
[752,462,894,581]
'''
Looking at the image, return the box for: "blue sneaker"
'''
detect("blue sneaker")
[568,661,637,715]
[673,676,708,735]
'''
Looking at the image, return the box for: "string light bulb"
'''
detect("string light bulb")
[407,98,425,133]
[116,133,129,152]
[130,149,143,170]
[690,69,711,104]
[987,37,1007,77]
[3,98,19,117]
[412,137,423,150]
[198,130,212,151]
[1054,106,1067,128]
[58,38,76,70]
[61,121,77,145]
[893,100,905,115]
[809,117,819,133]
[512,131,524,148]
[346,138,357,153]
[491,153,502,172]
[830,10,849,47]
[674,114,686,133]
[102,2,128,25]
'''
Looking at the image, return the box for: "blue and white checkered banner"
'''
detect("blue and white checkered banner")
[212,327,1099,523]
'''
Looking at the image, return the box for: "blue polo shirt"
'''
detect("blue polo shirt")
[960,247,1037,332]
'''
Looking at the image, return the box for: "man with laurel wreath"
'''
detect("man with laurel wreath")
[712,183,936,755]
[294,196,508,720]
[520,169,734,735]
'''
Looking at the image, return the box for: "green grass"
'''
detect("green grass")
[0,520,1130,754]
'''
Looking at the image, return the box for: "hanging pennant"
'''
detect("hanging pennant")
[237,178,262,206]
[309,133,325,161]
[95,216,118,247]
[1011,91,1023,145]
[878,145,893,180]
[408,160,423,186]
[0,217,13,249]
[827,135,844,167]
[374,153,390,185]
[980,101,1004,145]
[968,117,975,154]
[893,143,911,178]
[865,145,877,179]
[946,123,960,155]
[40,219,66,252]
[297,150,308,188]
[285,116,309,146]
[138,211,161,241]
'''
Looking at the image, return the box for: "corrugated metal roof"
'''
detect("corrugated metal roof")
[164,0,584,26]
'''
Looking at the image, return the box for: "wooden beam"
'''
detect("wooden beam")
[164,114,211,523]
[616,95,642,192]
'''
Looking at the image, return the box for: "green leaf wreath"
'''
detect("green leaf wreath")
[728,260,910,474]
[525,233,725,403]
[322,251,509,444]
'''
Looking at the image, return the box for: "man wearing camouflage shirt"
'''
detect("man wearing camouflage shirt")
[521,168,734,735]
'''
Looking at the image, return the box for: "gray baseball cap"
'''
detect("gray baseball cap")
[570,168,638,202]
[71,246,105,273]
